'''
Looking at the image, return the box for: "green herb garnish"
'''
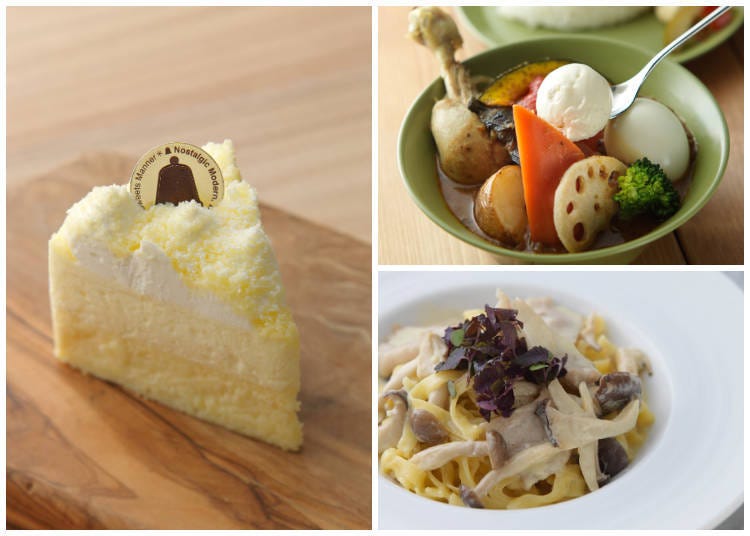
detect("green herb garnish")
[447,380,456,398]
[450,329,465,347]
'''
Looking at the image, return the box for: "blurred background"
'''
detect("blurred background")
[7,6,371,242]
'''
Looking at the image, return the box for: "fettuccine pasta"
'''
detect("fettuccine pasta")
[378,290,654,509]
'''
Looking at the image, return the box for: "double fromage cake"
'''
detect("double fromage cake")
[48,140,302,450]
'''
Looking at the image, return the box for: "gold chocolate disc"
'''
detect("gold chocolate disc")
[129,142,224,209]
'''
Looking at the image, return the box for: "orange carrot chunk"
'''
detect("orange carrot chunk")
[513,104,585,245]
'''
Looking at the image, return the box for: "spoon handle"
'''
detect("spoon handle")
[637,7,732,83]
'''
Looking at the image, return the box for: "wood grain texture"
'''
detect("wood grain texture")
[7,154,371,529]
[378,6,743,265]
[7,6,371,243]
[678,41,744,264]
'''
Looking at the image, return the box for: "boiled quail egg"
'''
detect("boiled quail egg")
[604,97,690,182]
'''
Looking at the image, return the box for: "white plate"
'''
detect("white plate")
[378,271,743,529]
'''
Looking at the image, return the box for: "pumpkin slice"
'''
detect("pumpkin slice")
[480,60,568,106]
[513,104,585,245]
[553,156,625,253]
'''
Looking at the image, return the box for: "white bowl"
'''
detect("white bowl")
[378,271,742,529]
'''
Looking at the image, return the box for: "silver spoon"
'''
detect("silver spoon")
[610,6,732,118]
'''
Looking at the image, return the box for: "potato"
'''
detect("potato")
[474,165,527,245]
[553,156,625,253]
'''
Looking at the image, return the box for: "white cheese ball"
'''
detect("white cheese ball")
[604,98,690,182]
[536,63,613,142]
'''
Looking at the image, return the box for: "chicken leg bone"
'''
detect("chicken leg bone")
[408,7,472,103]
[408,7,510,185]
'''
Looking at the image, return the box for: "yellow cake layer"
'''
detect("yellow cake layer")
[50,241,302,450]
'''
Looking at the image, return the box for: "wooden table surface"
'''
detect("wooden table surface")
[378,7,743,265]
[7,6,371,243]
[7,156,372,529]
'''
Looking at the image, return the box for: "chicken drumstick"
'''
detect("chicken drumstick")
[408,7,510,185]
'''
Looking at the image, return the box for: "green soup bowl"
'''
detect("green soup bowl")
[398,36,729,264]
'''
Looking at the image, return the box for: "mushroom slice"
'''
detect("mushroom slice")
[409,409,450,445]
[596,371,642,414]
[378,390,408,454]
[526,297,584,344]
[615,347,653,376]
[460,485,485,508]
[379,344,419,379]
[483,394,549,456]
[598,437,630,484]
[379,325,443,377]
[553,156,625,253]
[547,379,584,415]
[538,397,640,450]
[577,381,603,492]
[512,381,541,408]
[563,367,602,392]
[536,399,557,447]
[486,431,509,469]
[519,449,571,490]
[378,326,421,377]
[416,332,448,379]
[472,443,562,498]
[428,383,450,410]
[381,357,418,394]
[410,440,489,471]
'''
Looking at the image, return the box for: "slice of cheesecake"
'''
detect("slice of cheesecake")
[48,140,302,450]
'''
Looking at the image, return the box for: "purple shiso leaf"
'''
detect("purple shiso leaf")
[473,363,516,419]
[434,306,570,421]
[435,346,470,372]
[514,346,553,367]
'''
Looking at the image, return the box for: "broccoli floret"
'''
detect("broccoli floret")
[614,158,681,220]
